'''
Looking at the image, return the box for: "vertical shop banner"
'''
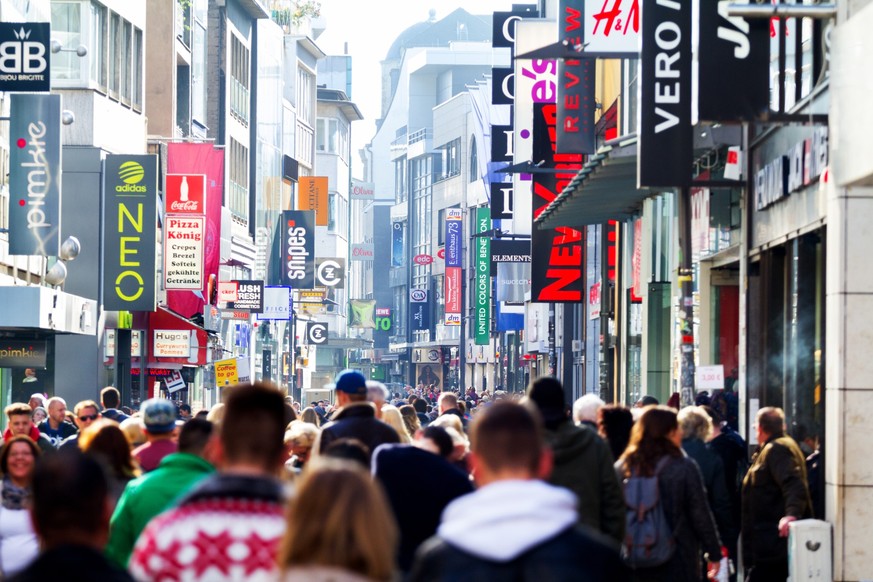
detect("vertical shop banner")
[475,207,491,345]
[497,262,530,303]
[0,23,51,92]
[8,94,62,256]
[391,221,404,267]
[490,182,514,220]
[557,0,596,154]
[298,177,329,226]
[409,289,431,332]
[103,155,158,311]
[445,268,462,325]
[582,0,641,56]
[696,0,769,122]
[280,210,316,289]
[164,215,205,290]
[531,103,585,302]
[444,209,463,326]
[638,0,692,188]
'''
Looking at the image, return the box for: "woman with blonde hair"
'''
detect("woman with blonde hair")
[380,405,411,444]
[300,406,321,427]
[399,404,420,438]
[276,460,398,581]
[285,420,320,473]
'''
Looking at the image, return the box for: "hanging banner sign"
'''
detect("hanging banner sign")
[351,243,375,261]
[165,371,187,393]
[391,222,404,267]
[582,0,640,56]
[350,300,377,329]
[153,330,190,358]
[103,155,159,311]
[0,23,51,92]
[638,0,692,188]
[531,103,585,303]
[696,0,769,122]
[227,280,264,313]
[409,289,430,332]
[557,0,596,154]
[445,267,462,325]
[475,207,491,345]
[164,216,205,290]
[281,210,315,289]
[490,182,514,220]
[490,239,532,275]
[298,177,329,226]
[316,258,345,287]
[218,281,238,303]
[306,321,329,345]
[215,358,239,386]
[258,286,291,320]
[8,93,62,256]
[350,178,375,200]
[165,174,206,214]
[445,209,463,268]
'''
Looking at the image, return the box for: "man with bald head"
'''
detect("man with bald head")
[38,397,77,447]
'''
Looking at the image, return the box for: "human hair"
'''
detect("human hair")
[80,419,138,480]
[179,404,192,414]
[46,396,66,410]
[620,405,682,477]
[421,426,453,458]
[0,435,41,474]
[119,417,146,447]
[701,405,723,426]
[284,402,298,428]
[757,406,786,438]
[438,391,458,410]
[5,403,32,419]
[412,398,427,414]
[322,438,370,470]
[457,401,466,415]
[74,400,100,416]
[470,401,543,475]
[380,405,411,444]
[430,412,463,435]
[597,405,634,460]
[399,405,420,437]
[300,407,321,427]
[101,387,121,409]
[206,403,225,425]
[277,460,397,581]
[31,451,109,548]
[678,406,713,441]
[178,418,214,455]
[284,420,320,449]
[221,383,286,470]
[573,394,605,424]
[366,381,389,403]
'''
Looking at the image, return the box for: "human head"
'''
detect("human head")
[620,405,681,477]
[438,391,458,415]
[429,411,463,435]
[73,400,101,432]
[756,406,786,444]
[298,407,319,427]
[140,398,177,436]
[178,418,215,458]
[5,403,34,436]
[322,438,370,470]
[0,435,40,486]
[573,393,605,425]
[415,425,453,458]
[79,419,138,480]
[597,405,635,460]
[678,406,713,442]
[284,420,320,466]
[330,369,368,407]
[179,404,192,419]
[31,406,47,425]
[525,376,569,429]
[634,395,659,408]
[28,393,46,411]
[412,398,427,414]
[399,404,420,436]
[380,405,411,444]
[220,383,286,472]
[30,451,111,550]
[206,403,225,425]
[46,397,67,425]
[277,460,397,581]
[100,386,121,410]
[119,417,146,448]
[468,401,549,486]
[366,381,389,408]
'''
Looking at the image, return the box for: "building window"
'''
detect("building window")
[191,22,206,122]
[120,20,132,104]
[469,136,478,182]
[89,2,106,87]
[328,192,338,232]
[228,138,249,224]
[51,2,83,81]
[435,138,461,181]
[108,12,121,95]
[132,27,143,110]
[317,118,350,158]
[230,34,250,124]
[411,155,433,294]
[297,67,315,123]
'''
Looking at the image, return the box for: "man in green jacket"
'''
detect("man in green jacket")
[526,378,626,547]
[106,418,217,567]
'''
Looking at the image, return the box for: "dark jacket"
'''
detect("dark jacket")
[741,435,812,567]
[10,545,133,582]
[316,402,400,458]
[682,437,733,542]
[548,420,625,545]
[409,525,627,582]
[616,454,722,582]
[708,427,747,525]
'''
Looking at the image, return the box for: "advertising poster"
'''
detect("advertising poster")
[298,176,329,226]
[475,207,491,345]
[281,210,316,289]
[416,363,443,390]
[0,23,51,91]
[391,222,404,267]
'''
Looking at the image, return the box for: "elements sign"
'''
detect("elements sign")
[306,322,328,345]
[281,210,315,289]
[0,23,50,92]
[103,155,158,311]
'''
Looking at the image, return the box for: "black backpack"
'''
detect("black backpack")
[621,456,676,569]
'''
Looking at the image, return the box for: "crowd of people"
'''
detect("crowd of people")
[0,375,814,582]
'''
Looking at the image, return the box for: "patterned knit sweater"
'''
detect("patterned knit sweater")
[129,473,286,582]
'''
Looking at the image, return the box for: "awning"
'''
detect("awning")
[534,135,648,229]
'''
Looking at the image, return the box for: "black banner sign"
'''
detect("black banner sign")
[306,322,328,345]
[281,210,315,289]
[0,340,47,368]
[639,0,692,188]
[531,103,585,303]
[491,68,514,105]
[0,23,50,92]
[490,182,514,220]
[697,0,769,122]
[228,280,264,313]
[557,0,596,154]
[490,239,531,276]
[409,290,431,332]
[491,123,514,163]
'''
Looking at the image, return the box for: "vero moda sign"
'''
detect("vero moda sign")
[280,210,315,289]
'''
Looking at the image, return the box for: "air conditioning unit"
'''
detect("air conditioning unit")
[788,519,831,582]
[571,340,583,352]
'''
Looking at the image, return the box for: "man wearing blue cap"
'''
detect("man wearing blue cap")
[313,369,400,459]
[133,399,179,472]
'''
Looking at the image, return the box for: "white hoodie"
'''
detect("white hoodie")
[436,479,578,562]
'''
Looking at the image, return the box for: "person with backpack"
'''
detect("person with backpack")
[615,405,723,582]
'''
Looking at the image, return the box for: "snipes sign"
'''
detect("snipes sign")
[280,210,315,289]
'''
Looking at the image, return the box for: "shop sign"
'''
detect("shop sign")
[413,348,442,363]
[490,183,514,220]
[218,281,238,303]
[445,208,463,268]
[104,330,142,358]
[103,155,159,311]
[298,177,329,226]
[557,0,596,153]
[306,321,328,345]
[755,127,829,211]
[350,178,375,200]
[215,358,239,386]
[153,330,190,358]
[0,22,50,92]
[413,254,433,266]
[490,239,531,275]
[391,222,404,267]
[475,207,491,344]
[496,262,529,303]
[0,339,47,367]
[220,310,250,320]
[316,258,345,287]
[696,365,725,390]
[8,93,61,256]
[165,370,186,393]
[299,289,325,303]
[227,280,264,313]
[583,0,640,56]
[375,308,393,331]
[638,0,692,188]
[350,243,374,261]
[350,300,377,329]
[164,174,206,214]
[491,124,514,163]
[409,292,431,332]
[410,289,427,303]
[281,210,315,288]
[258,286,291,321]
[164,215,204,290]
[589,282,601,320]
[445,267,462,325]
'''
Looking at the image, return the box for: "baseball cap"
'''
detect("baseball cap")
[140,398,177,433]
[328,369,367,395]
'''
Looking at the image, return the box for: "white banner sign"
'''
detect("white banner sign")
[153,330,191,358]
[258,286,291,320]
[164,216,205,290]
[696,365,725,391]
[218,281,238,303]
[582,0,641,56]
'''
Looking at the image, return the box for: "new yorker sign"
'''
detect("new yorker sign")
[103,155,158,311]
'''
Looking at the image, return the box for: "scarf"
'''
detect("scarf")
[1,477,31,510]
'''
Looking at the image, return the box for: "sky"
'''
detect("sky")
[315,0,519,178]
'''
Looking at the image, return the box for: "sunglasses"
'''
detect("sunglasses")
[78,414,99,422]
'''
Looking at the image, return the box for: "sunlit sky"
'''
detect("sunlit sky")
[316,0,519,177]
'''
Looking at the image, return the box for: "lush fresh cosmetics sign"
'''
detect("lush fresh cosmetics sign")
[8,93,61,256]
[639,0,692,188]
[103,155,158,311]
[475,207,491,345]
[164,216,204,290]
[280,210,315,289]
[0,23,50,92]
[227,280,264,313]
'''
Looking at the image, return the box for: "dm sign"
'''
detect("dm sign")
[0,23,50,92]
[103,155,158,311]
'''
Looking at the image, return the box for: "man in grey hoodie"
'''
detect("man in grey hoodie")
[408,401,627,582]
